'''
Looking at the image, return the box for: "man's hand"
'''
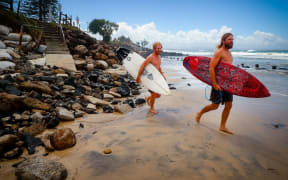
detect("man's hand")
[213,83,221,91]
[136,76,141,83]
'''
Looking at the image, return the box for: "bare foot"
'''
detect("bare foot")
[219,127,234,135]
[149,109,158,114]
[145,97,151,106]
[195,112,201,123]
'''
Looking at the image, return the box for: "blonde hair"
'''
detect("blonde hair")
[153,42,162,49]
[217,33,233,49]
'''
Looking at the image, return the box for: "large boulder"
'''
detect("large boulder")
[0,25,10,36]
[15,158,68,180]
[74,45,88,55]
[50,128,76,150]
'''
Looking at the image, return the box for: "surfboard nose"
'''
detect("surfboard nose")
[116,48,131,62]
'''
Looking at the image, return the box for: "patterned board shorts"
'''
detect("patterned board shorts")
[210,88,233,104]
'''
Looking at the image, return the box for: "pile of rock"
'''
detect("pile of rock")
[0,25,146,161]
[64,28,120,70]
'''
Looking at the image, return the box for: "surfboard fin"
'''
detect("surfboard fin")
[116,48,131,63]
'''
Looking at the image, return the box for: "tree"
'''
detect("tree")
[89,19,118,42]
[21,0,59,21]
[140,39,149,48]
[0,0,14,11]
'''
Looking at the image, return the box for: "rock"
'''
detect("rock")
[15,158,68,180]
[28,57,46,66]
[56,73,69,78]
[87,103,96,110]
[0,25,10,35]
[94,60,108,70]
[20,82,53,95]
[22,132,43,154]
[3,147,23,159]
[84,95,110,106]
[94,52,108,60]
[37,44,47,53]
[105,68,127,76]
[0,51,12,61]
[12,113,22,120]
[6,33,32,42]
[135,98,146,105]
[114,104,133,114]
[74,60,86,70]
[0,134,19,155]
[106,58,118,66]
[107,51,116,57]
[116,86,130,97]
[103,148,112,154]
[46,117,59,129]
[87,63,94,71]
[23,97,51,111]
[123,99,136,108]
[109,73,120,81]
[0,93,24,112]
[31,112,43,123]
[62,85,75,90]
[103,105,114,113]
[21,123,45,136]
[109,91,122,98]
[74,45,88,55]
[50,128,76,150]
[103,93,114,100]
[0,40,6,49]
[56,107,75,121]
[41,132,54,151]
[131,90,140,95]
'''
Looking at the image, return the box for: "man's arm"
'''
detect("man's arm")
[209,51,221,90]
[136,57,152,83]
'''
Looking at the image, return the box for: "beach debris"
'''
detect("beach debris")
[103,148,112,154]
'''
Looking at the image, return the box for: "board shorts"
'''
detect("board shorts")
[210,88,233,104]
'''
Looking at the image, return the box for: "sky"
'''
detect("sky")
[60,0,288,50]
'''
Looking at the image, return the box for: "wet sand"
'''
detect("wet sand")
[1,68,288,180]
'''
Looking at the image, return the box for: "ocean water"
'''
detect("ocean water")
[162,50,288,96]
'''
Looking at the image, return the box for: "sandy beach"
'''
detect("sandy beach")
[1,66,288,180]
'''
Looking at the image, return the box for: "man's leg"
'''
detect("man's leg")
[196,103,219,123]
[149,92,161,114]
[219,101,233,134]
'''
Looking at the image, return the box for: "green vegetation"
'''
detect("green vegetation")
[21,0,59,21]
[89,19,119,42]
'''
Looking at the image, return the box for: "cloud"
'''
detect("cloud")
[111,22,288,50]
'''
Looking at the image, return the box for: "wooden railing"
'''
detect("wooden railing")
[59,12,72,26]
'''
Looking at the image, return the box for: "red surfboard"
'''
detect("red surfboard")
[183,56,270,98]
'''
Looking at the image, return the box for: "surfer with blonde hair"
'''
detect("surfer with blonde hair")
[136,42,166,114]
[196,33,234,134]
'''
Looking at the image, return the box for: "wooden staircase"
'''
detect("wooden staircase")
[38,22,70,54]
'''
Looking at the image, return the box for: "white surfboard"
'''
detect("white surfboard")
[118,49,170,95]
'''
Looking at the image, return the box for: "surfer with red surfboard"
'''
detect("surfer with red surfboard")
[136,42,166,114]
[196,33,235,134]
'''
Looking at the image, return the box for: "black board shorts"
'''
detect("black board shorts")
[210,88,233,104]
